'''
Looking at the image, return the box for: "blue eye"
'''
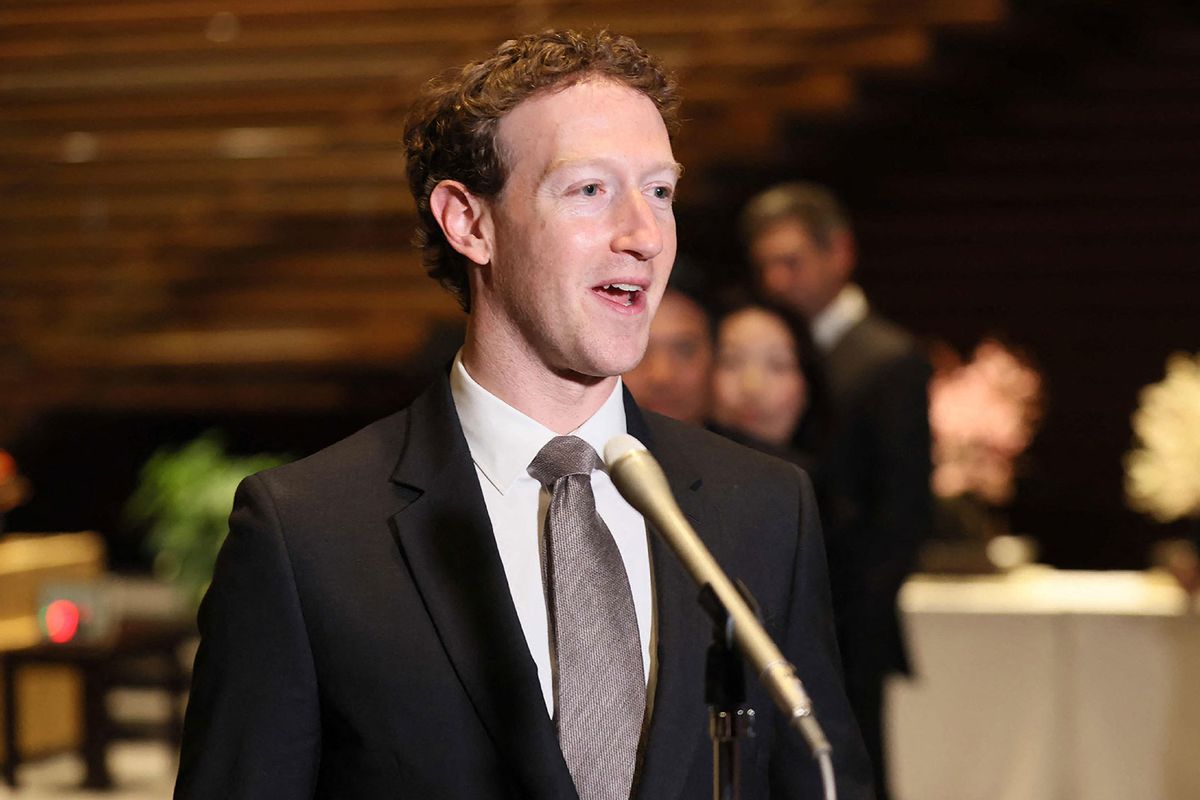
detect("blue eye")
[653,186,673,200]
[581,184,599,196]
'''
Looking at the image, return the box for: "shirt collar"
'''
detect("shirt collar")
[811,283,868,352]
[449,350,628,494]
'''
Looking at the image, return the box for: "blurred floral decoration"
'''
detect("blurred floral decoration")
[1125,353,1200,523]
[928,339,1044,538]
[0,448,33,523]
[126,431,287,609]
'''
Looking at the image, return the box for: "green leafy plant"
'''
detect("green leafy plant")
[126,431,288,609]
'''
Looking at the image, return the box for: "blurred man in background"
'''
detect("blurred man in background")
[623,258,714,424]
[742,182,932,800]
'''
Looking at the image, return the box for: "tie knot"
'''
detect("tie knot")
[528,435,602,486]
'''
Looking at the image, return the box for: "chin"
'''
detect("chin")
[612,349,652,378]
[582,338,649,378]
[575,351,644,381]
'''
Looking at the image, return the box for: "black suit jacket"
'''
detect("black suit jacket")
[817,313,932,679]
[175,375,873,799]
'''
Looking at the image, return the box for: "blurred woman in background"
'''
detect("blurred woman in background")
[708,297,828,472]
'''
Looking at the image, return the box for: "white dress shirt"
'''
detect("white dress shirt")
[449,352,654,715]
[812,282,869,353]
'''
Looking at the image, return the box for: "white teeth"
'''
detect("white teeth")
[598,282,640,307]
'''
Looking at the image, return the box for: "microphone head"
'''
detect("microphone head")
[604,434,648,470]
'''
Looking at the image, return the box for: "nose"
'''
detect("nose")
[612,191,665,261]
[760,260,793,300]
[740,363,767,396]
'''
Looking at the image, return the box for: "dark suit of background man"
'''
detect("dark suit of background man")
[742,183,933,800]
[175,32,873,800]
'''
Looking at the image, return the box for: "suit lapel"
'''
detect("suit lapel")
[624,397,712,800]
[389,377,576,800]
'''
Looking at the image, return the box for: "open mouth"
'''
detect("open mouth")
[593,282,644,308]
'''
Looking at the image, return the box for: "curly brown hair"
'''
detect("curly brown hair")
[403,29,681,311]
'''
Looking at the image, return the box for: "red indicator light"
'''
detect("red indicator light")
[44,599,81,643]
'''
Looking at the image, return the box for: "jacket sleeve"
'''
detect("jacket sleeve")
[769,468,876,800]
[175,474,321,800]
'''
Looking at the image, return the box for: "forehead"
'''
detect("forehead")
[654,292,710,333]
[753,219,821,255]
[495,77,675,176]
[721,308,793,344]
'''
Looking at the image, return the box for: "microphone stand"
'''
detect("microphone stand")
[699,584,757,800]
[604,436,838,800]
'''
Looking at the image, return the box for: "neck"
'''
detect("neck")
[461,320,619,435]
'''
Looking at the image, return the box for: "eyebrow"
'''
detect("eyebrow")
[538,156,684,185]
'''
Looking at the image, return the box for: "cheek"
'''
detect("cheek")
[712,371,739,408]
[770,376,807,417]
[681,356,712,392]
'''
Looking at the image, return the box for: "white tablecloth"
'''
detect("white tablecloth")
[887,568,1200,800]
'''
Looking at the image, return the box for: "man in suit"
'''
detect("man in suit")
[176,32,872,800]
[622,258,715,425]
[741,183,933,800]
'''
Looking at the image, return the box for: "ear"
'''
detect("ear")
[829,228,856,281]
[429,180,492,266]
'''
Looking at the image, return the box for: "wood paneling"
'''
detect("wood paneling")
[1,0,1007,424]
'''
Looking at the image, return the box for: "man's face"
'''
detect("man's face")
[623,290,713,424]
[749,219,846,321]
[477,78,679,380]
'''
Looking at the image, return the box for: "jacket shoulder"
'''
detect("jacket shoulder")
[245,405,415,518]
[829,313,929,399]
[845,314,922,363]
[276,407,408,477]
[645,411,807,491]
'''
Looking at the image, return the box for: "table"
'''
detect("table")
[2,618,192,789]
[887,568,1200,800]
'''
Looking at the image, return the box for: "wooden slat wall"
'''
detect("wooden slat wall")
[1,0,1008,436]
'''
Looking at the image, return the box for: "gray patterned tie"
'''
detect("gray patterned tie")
[528,435,646,800]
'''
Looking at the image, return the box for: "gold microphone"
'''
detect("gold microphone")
[604,434,832,758]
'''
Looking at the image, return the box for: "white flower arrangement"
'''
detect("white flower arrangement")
[1125,352,1200,523]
